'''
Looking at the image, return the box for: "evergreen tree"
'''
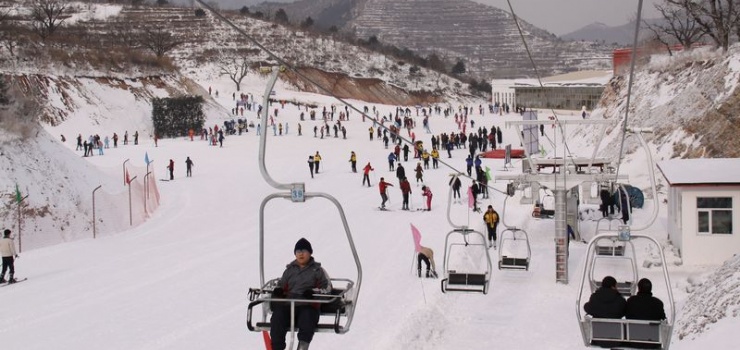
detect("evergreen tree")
[274,9,289,24]
[151,96,205,137]
[451,60,466,75]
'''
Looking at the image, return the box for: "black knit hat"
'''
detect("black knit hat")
[294,238,313,254]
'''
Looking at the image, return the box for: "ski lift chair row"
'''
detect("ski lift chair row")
[497,228,531,271]
[577,230,675,350]
[440,229,493,294]
[589,235,637,297]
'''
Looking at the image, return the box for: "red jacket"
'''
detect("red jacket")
[363,164,374,175]
[379,181,393,194]
[400,180,412,194]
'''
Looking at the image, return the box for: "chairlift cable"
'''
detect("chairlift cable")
[504,0,577,161]
[614,0,644,182]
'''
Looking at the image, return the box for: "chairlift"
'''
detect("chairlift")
[576,229,675,350]
[245,68,362,350]
[497,228,531,270]
[588,233,637,297]
[246,193,361,336]
[440,229,493,294]
[440,175,493,294]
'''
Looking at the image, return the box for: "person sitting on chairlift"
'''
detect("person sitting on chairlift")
[584,276,627,348]
[625,278,666,321]
[270,238,332,350]
[584,275,626,319]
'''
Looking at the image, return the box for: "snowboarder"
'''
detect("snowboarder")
[0,229,18,284]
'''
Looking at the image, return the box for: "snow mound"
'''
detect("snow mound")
[676,254,740,340]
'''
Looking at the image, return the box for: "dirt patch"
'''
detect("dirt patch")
[281,67,444,105]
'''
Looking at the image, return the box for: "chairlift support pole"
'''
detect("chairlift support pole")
[498,119,626,284]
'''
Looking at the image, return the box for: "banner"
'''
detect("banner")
[410,223,422,252]
[15,183,21,203]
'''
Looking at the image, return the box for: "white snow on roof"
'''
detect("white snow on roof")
[493,70,612,88]
[658,158,740,185]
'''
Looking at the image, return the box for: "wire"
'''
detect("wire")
[194,0,507,195]
[615,0,644,180]
[505,0,577,162]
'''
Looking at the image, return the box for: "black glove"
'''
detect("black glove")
[302,289,314,299]
[272,287,284,298]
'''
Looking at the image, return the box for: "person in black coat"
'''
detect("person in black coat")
[625,278,666,321]
[584,276,627,348]
[584,276,626,319]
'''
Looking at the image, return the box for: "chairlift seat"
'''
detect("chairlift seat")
[247,285,354,334]
[500,256,529,270]
[585,318,666,349]
[596,245,625,256]
[441,271,488,294]
[594,280,634,297]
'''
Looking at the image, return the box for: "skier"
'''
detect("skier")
[483,205,499,248]
[349,151,357,173]
[402,143,410,162]
[449,175,462,203]
[431,148,440,169]
[470,180,481,212]
[395,163,406,186]
[417,245,438,278]
[465,154,474,176]
[388,152,397,171]
[307,156,315,178]
[379,177,393,210]
[400,177,412,210]
[362,162,374,187]
[421,185,433,211]
[0,229,19,284]
[166,159,175,180]
[313,152,322,173]
[185,157,194,177]
[414,162,424,184]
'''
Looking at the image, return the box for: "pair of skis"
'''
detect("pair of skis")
[0,277,28,287]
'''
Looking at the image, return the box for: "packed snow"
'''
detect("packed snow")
[1,64,737,349]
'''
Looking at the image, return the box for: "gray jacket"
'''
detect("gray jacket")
[278,258,331,297]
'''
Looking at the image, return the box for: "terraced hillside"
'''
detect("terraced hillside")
[256,0,613,78]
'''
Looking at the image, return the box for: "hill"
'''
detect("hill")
[560,19,665,46]
[254,0,614,78]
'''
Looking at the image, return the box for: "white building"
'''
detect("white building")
[491,71,612,110]
[657,158,740,265]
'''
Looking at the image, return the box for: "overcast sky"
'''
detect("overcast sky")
[468,0,661,35]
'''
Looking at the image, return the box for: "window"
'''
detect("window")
[697,197,733,234]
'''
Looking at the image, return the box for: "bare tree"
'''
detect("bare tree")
[665,0,738,51]
[645,2,706,54]
[219,56,250,91]
[139,27,181,58]
[31,0,68,40]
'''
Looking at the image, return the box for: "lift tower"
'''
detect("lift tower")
[496,119,626,284]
